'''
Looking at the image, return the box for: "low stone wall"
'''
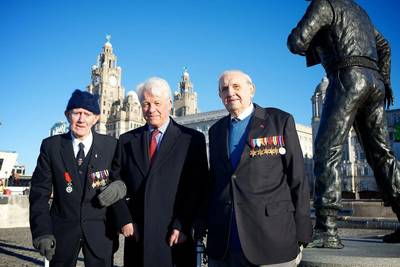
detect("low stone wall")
[342,200,397,218]
[0,195,29,228]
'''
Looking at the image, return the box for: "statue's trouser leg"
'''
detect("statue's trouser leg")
[352,77,400,204]
[313,68,376,247]
[353,79,400,242]
[314,69,364,211]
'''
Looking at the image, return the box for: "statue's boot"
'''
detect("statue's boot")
[308,209,344,249]
[383,203,400,243]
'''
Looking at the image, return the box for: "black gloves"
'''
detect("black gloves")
[33,235,56,261]
[98,180,127,207]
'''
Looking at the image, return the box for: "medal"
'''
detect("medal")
[64,172,73,194]
[66,183,73,193]
[279,147,286,155]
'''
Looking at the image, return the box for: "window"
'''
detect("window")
[364,167,369,176]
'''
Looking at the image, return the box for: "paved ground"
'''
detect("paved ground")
[0,228,124,267]
[0,228,395,267]
[301,229,400,267]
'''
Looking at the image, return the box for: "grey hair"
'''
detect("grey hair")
[136,77,172,102]
[218,70,254,88]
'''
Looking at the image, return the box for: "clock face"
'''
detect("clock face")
[109,75,118,87]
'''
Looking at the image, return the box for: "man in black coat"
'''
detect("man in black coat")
[288,0,400,248]
[110,77,209,267]
[207,70,312,266]
[29,90,122,266]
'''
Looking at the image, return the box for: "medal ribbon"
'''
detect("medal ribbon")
[64,172,72,183]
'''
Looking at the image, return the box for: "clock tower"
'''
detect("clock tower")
[88,35,124,134]
[173,67,198,117]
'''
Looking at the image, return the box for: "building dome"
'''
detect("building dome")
[127,91,140,103]
[314,76,329,96]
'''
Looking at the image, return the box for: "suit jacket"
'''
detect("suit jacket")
[29,132,117,259]
[207,105,312,265]
[111,118,209,267]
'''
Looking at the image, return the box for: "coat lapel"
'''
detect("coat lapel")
[60,132,83,195]
[148,119,181,175]
[246,105,270,144]
[84,132,101,199]
[130,127,150,177]
[236,105,270,170]
[217,116,233,174]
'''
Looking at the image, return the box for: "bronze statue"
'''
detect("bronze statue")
[288,0,400,248]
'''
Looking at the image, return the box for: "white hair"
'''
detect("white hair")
[136,77,172,102]
[218,70,254,87]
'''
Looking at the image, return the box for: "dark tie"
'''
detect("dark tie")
[149,129,160,162]
[76,142,85,166]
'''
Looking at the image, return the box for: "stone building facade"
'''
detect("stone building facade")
[87,36,144,138]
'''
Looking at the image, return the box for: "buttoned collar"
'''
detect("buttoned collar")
[71,131,93,157]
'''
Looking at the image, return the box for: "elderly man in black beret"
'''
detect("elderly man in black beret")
[29,89,126,266]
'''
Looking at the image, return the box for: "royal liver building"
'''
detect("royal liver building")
[87,36,145,137]
[86,37,200,138]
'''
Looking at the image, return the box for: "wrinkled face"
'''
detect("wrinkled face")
[65,108,99,139]
[141,90,172,128]
[219,72,255,117]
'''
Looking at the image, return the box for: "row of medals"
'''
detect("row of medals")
[66,171,109,193]
[250,146,286,157]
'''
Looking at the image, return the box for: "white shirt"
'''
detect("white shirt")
[231,103,254,121]
[71,131,93,158]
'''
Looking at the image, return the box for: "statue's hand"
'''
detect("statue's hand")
[384,83,394,110]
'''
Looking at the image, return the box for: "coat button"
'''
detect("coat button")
[232,175,237,179]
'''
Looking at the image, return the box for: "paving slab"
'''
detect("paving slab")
[301,233,400,267]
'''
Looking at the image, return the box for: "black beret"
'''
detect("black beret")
[66,89,100,115]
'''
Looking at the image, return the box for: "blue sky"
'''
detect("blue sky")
[1,0,399,174]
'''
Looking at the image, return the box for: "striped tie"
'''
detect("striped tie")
[76,142,85,166]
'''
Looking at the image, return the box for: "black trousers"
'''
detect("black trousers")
[313,67,400,211]
[50,234,113,267]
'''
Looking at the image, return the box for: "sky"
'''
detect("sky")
[1,0,400,175]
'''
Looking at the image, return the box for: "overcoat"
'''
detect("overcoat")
[29,132,118,263]
[112,118,209,267]
[207,105,313,265]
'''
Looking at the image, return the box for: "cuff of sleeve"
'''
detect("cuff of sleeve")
[295,214,313,244]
